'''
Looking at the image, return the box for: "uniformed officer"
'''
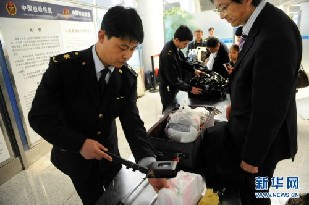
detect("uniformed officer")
[28,6,167,205]
[158,25,203,112]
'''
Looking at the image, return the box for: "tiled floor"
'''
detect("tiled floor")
[0,88,308,205]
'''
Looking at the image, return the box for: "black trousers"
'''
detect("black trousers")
[159,85,178,113]
[202,121,275,205]
[70,159,121,205]
[51,147,122,205]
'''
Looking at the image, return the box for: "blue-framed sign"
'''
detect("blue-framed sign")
[0,0,92,22]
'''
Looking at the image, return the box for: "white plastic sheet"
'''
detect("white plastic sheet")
[165,107,210,143]
[156,171,206,205]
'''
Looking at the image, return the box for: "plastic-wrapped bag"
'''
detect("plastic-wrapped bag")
[188,107,210,125]
[165,109,201,142]
[168,110,201,131]
[167,127,199,143]
[165,106,210,143]
[156,171,205,205]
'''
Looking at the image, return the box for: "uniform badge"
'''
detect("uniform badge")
[6,1,17,16]
[168,50,173,55]
[125,64,137,77]
[52,51,79,64]
[63,8,70,18]
[63,54,70,59]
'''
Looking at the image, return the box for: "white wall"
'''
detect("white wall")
[299,2,309,72]
[192,10,234,48]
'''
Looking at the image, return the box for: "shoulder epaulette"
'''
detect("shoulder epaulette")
[167,50,173,55]
[51,51,80,63]
[124,64,137,77]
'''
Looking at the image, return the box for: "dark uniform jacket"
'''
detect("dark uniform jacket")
[229,2,301,168]
[28,46,155,178]
[159,40,194,93]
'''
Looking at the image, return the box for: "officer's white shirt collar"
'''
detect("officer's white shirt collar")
[92,46,115,81]
[242,0,266,36]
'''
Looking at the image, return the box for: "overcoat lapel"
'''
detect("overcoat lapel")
[79,48,100,107]
[233,4,267,73]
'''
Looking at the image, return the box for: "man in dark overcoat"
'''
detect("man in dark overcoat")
[203,0,302,204]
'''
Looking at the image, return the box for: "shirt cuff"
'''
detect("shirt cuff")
[138,157,156,167]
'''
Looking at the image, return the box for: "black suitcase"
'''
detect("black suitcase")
[148,106,214,171]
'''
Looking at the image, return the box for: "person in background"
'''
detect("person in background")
[187,28,207,52]
[204,27,216,59]
[159,25,203,112]
[224,44,239,75]
[203,0,302,204]
[205,37,230,78]
[206,27,215,40]
[234,26,243,45]
[28,6,167,205]
[185,29,207,83]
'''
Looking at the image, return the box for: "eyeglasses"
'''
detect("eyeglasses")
[213,1,233,16]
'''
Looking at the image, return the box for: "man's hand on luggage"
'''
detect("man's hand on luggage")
[148,178,169,192]
[191,86,203,95]
[194,69,205,77]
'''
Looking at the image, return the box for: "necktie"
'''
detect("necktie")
[99,68,110,97]
[239,35,247,51]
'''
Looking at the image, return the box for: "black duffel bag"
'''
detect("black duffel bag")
[189,71,228,100]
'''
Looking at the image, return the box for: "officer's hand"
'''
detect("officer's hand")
[240,160,258,174]
[226,104,231,121]
[194,69,205,77]
[191,86,203,95]
[79,139,112,161]
[148,178,169,192]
